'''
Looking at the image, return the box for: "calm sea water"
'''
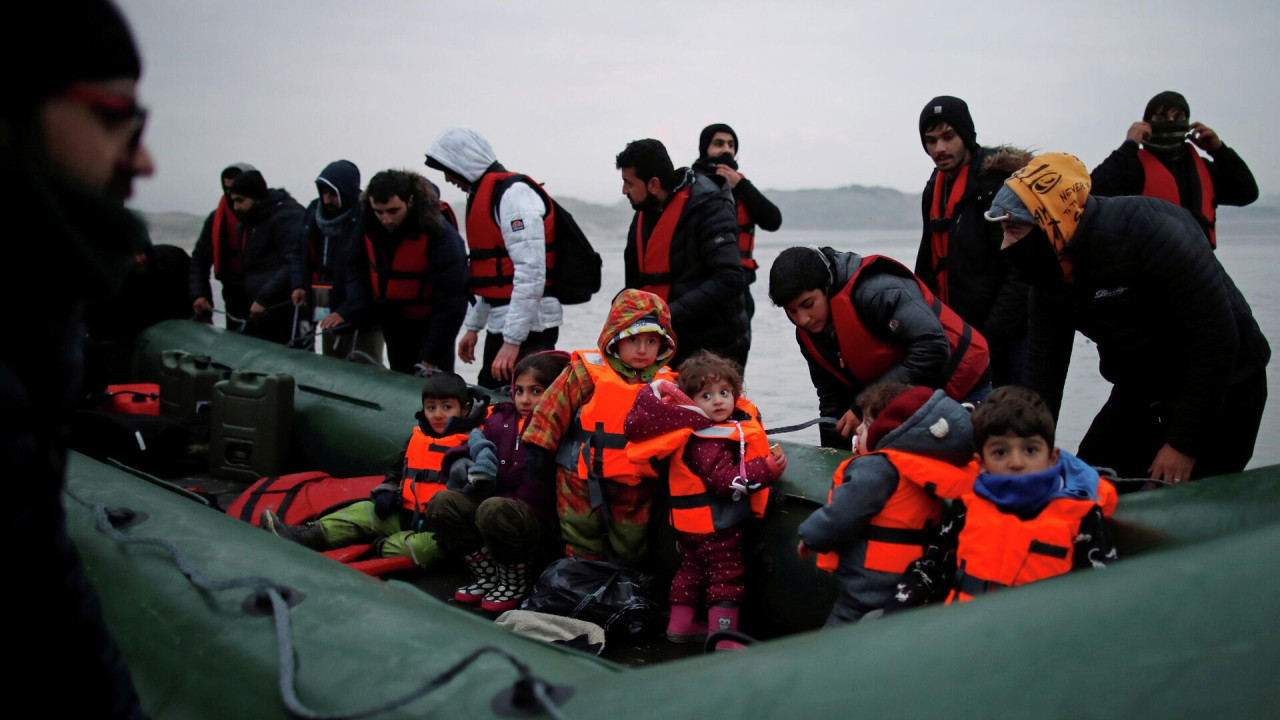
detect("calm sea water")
[207,217,1278,469]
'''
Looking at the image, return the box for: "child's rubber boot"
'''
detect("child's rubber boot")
[481,561,530,612]
[666,604,707,643]
[454,548,497,605]
[708,602,745,650]
[260,509,327,550]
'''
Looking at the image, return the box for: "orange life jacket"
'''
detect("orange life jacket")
[926,167,970,303]
[210,196,241,278]
[946,478,1117,603]
[626,396,771,534]
[399,427,469,512]
[365,231,435,320]
[1137,146,1217,247]
[465,172,555,300]
[796,255,989,400]
[816,449,978,573]
[563,350,675,488]
[734,174,758,271]
[631,188,692,301]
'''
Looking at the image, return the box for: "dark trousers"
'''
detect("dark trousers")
[475,327,560,390]
[1076,370,1267,488]
[382,317,457,375]
[421,490,543,564]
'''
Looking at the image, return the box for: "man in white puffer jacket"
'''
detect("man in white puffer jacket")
[426,127,563,388]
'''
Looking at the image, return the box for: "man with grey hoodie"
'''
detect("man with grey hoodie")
[425,128,562,388]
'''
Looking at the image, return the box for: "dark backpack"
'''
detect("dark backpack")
[492,176,602,306]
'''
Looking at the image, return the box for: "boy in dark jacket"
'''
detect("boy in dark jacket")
[769,246,991,450]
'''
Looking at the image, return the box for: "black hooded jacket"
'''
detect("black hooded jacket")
[800,247,962,449]
[290,160,363,318]
[914,146,1029,342]
[1022,195,1270,457]
[624,168,748,367]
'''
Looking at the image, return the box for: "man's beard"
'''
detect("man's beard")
[706,152,738,170]
[630,192,662,213]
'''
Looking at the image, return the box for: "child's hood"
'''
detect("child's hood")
[625,380,713,442]
[872,389,974,465]
[598,289,677,377]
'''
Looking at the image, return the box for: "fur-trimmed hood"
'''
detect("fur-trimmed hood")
[360,169,443,235]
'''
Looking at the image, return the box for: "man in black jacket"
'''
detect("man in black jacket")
[288,159,383,362]
[191,168,302,344]
[2,1,152,715]
[992,152,1269,486]
[617,138,748,368]
[769,246,990,450]
[691,123,781,357]
[915,97,1029,386]
[1090,91,1257,249]
[344,169,468,374]
[189,162,254,322]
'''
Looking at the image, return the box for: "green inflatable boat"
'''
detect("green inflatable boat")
[66,321,1280,718]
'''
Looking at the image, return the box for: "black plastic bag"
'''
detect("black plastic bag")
[521,558,660,638]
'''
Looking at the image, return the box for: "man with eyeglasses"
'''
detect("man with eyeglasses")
[2,1,152,716]
[915,96,1030,387]
[1090,91,1257,249]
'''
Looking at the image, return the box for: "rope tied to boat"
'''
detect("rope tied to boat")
[764,416,838,435]
[64,487,571,720]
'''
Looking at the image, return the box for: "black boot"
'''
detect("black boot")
[260,509,328,550]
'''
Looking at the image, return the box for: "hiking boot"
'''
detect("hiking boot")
[454,548,497,605]
[260,509,327,551]
[481,561,530,612]
[666,604,708,643]
[708,602,745,650]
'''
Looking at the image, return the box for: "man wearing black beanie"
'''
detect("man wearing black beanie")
[191,166,304,344]
[2,1,151,716]
[915,96,1030,387]
[691,123,781,368]
[1090,90,1257,248]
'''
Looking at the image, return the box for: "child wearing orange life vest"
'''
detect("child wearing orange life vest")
[522,289,677,566]
[261,372,487,568]
[798,383,979,626]
[624,350,785,648]
[945,386,1117,603]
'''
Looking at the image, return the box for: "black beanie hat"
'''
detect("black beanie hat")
[699,123,738,158]
[12,0,141,112]
[229,170,268,200]
[919,96,977,151]
[1144,91,1190,122]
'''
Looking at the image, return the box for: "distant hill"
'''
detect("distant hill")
[139,185,1280,245]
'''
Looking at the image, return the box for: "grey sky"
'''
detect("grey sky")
[119,0,1277,215]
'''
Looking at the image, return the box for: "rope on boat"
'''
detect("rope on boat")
[764,417,838,435]
[64,487,570,720]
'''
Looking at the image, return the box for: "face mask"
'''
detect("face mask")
[1145,119,1190,153]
